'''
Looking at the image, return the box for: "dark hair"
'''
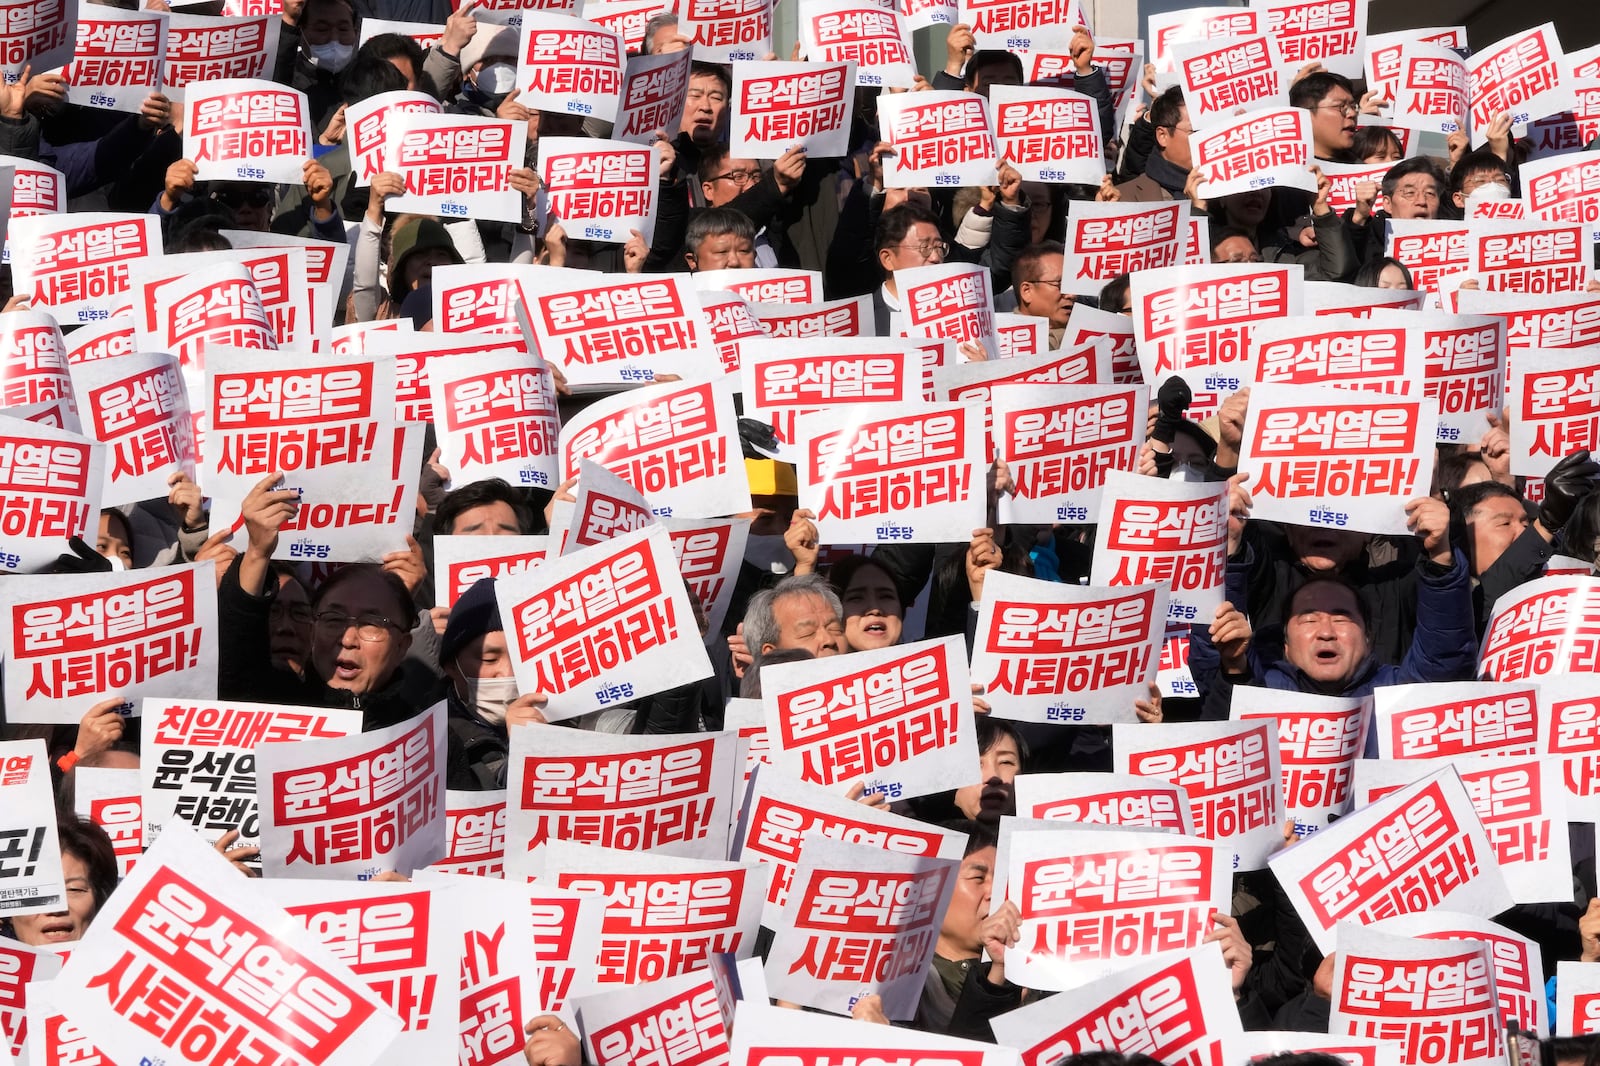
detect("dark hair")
[1055,1054,1167,1066]
[1565,490,1600,566]
[434,477,531,535]
[1544,1034,1600,1065]
[976,715,1027,767]
[685,207,756,256]
[169,215,235,253]
[1249,1056,1351,1066]
[313,562,414,622]
[1351,125,1403,161]
[738,646,814,699]
[1432,447,1488,496]
[826,554,906,611]
[688,61,730,93]
[874,202,944,257]
[1449,148,1512,196]
[101,508,134,552]
[698,144,731,185]
[1352,256,1413,289]
[1448,479,1523,525]
[1288,575,1368,628]
[58,815,119,916]
[341,52,410,105]
[965,49,1023,87]
[1381,156,1445,201]
[941,819,998,856]
[1098,273,1131,312]
[1014,240,1065,286]
[1210,225,1259,252]
[1289,70,1355,110]
[1149,84,1186,131]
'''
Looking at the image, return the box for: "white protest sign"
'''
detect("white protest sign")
[71,352,196,505]
[742,338,918,458]
[386,113,528,224]
[0,415,102,575]
[65,7,168,113]
[430,789,507,877]
[343,90,443,187]
[523,272,719,387]
[731,60,856,158]
[0,564,215,722]
[0,740,66,918]
[255,703,447,879]
[0,0,74,84]
[8,212,162,324]
[1556,961,1600,1035]
[1510,346,1600,476]
[5,946,64,1063]
[1480,575,1600,681]
[162,13,280,98]
[988,85,1105,185]
[877,91,999,189]
[1468,218,1592,294]
[761,635,980,802]
[1232,686,1368,836]
[1371,681,1540,759]
[758,295,876,340]
[537,137,659,245]
[429,348,560,492]
[1174,34,1285,123]
[52,826,402,1066]
[516,13,623,120]
[183,78,311,183]
[957,0,1084,49]
[1387,42,1471,135]
[75,765,143,877]
[1537,675,1600,821]
[576,969,731,1066]
[1013,771,1194,834]
[433,535,549,609]
[613,48,692,145]
[993,383,1147,525]
[1191,107,1317,199]
[679,0,771,61]
[1090,472,1227,629]
[1467,23,1572,133]
[1062,200,1189,297]
[1251,312,1420,395]
[1254,0,1367,79]
[1268,766,1515,953]
[797,0,915,89]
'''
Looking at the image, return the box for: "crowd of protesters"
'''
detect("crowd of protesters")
[9,0,1600,1063]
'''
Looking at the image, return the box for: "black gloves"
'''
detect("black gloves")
[1152,376,1193,446]
[738,418,779,459]
[51,537,113,575]
[1540,449,1600,532]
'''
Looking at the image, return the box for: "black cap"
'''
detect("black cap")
[441,577,503,665]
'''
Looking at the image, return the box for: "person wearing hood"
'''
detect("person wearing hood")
[1189,495,1479,751]
[449,24,520,117]
[440,577,549,790]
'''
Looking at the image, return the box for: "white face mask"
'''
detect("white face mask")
[306,39,354,72]
[101,553,126,571]
[475,62,517,96]
[463,674,519,726]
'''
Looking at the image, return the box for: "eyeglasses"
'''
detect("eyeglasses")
[272,604,315,624]
[216,187,273,209]
[1462,174,1511,193]
[899,239,948,260]
[1314,100,1360,117]
[685,87,728,104]
[312,611,401,642]
[1391,184,1440,203]
[709,169,762,186]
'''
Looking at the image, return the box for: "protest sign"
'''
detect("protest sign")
[1062,201,1188,297]
[794,401,984,544]
[256,703,446,879]
[1,942,64,1062]
[0,563,214,722]
[521,880,608,1017]
[1388,218,1472,296]
[1359,757,1572,906]
[223,231,349,341]
[988,85,1104,185]
[538,137,659,245]
[580,0,659,51]
[1066,302,1140,383]
[1001,826,1230,990]
[331,319,411,355]
[956,0,1084,48]
[1510,346,1600,476]
[516,13,623,120]
[505,725,736,875]
[357,15,444,48]
[1115,718,1284,870]
[1231,687,1367,836]
[429,349,560,492]
[0,0,73,83]
[368,326,528,421]
[991,942,1242,1066]
[1174,34,1285,123]
[8,212,162,324]
[162,13,281,97]
[1557,962,1600,1035]
[1268,766,1515,953]
[58,313,133,366]
[1370,681,1540,759]
[1236,383,1439,536]
[71,352,196,505]
[798,0,915,89]
[266,879,459,1060]
[1385,42,1471,135]
[433,536,549,608]
[1147,7,1260,73]
[972,572,1165,725]
[1319,161,1392,217]
[431,789,507,877]
[1013,771,1194,833]
[755,295,874,339]
[1250,313,1418,394]
[386,113,528,223]
[742,339,917,457]
[613,48,692,145]
[497,525,715,722]
[1331,923,1505,1065]
[877,91,998,189]
[1090,472,1227,628]
[1256,0,1366,78]
[75,765,142,877]
[1236,1032,1403,1066]
[1191,107,1317,199]
[698,291,766,376]
[1518,153,1600,247]
[53,825,402,1066]
[524,271,718,386]
[696,268,822,305]
[534,841,769,984]
[765,838,958,1018]
[429,262,539,335]
[761,635,979,802]
[1480,574,1600,681]
[1527,80,1600,159]
[734,1001,1021,1064]
[993,314,1049,359]
[1536,675,1600,820]
[0,740,66,918]
[1468,219,1592,294]
[992,383,1147,524]
[731,766,965,929]
[343,90,443,186]
[0,415,102,575]
[679,0,771,61]
[560,378,748,517]
[468,0,578,26]
[0,310,77,429]
[1306,281,1424,317]
[141,697,361,850]
[138,262,279,366]
[1467,23,1571,132]
[183,78,310,183]
[576,970,730,1066]
[563,459,654,552]
[65,7,167,113]
[1366,26,1467,99]
[1408,310,1504,444]
[662,517,749,637]
[730,61,854,159]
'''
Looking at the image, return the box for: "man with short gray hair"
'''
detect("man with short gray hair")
[642,11,682,53]
[742,573,844,676]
